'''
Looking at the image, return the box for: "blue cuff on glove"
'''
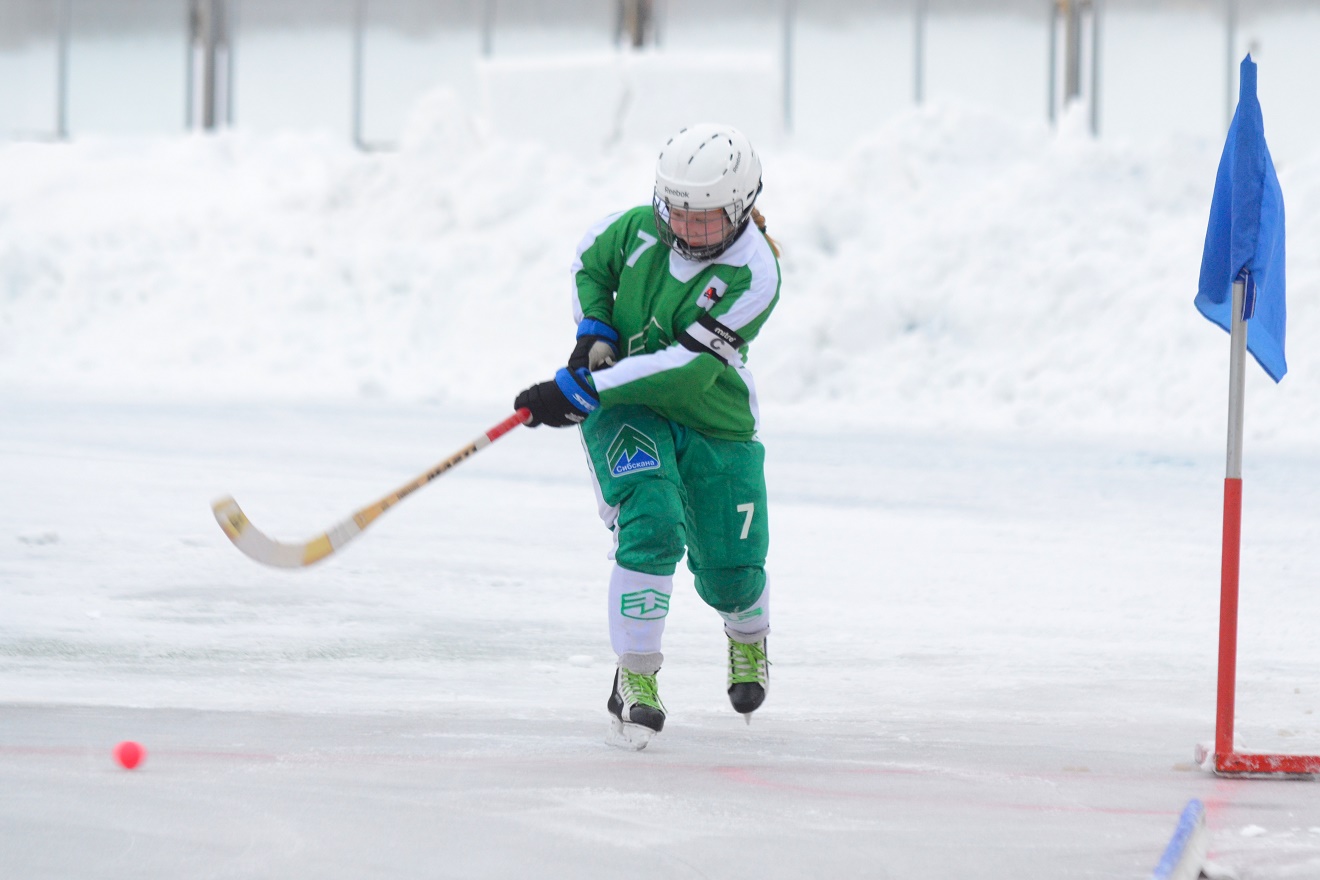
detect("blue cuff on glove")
[576,318,619,343]
[554,367,600,416]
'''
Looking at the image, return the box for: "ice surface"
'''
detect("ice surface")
[2,400,1319,877]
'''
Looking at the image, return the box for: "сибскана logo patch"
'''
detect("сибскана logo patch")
[607,424,661,477]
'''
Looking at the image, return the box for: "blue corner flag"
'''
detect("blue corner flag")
[1195,54,1287,382]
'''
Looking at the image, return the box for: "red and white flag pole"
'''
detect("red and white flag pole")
[1201,276,1320,777]
[1213,277,1248,764]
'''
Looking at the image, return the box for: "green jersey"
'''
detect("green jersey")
[572,205,781,442]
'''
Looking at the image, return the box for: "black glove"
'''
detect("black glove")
[514,367,600,428]
[567,318,620,372]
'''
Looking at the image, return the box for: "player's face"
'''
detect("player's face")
[668,206,731,248]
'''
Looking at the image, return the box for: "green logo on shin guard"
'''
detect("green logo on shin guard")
[620,588,670,620]
[607,424,661,477]
[719,607,764,623]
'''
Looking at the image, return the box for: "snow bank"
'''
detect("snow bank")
[763,104,1320,447]
[1,89,1317,445]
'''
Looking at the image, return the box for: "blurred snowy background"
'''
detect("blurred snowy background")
[7,6,1320,880]
[4,5,1320,877]
[2,0,1319,446]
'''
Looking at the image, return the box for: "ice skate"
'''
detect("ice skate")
[727,636,769,720]
[606,655,666,751]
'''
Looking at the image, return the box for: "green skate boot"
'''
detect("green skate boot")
[727,636,769,719]
[606,652,666,750]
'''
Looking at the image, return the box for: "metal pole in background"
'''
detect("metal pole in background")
[217,0,231,127]
[1048,0,1059,124]
[1049,0,1097,132]
[782,0,794,134]
[55,0,71,138]
[1089,0,1102,136]
[191,0,211,129]
[913,0,926,105]
[189,0,230,130]
[224,0,234,126]
[185,0,194,128]
[616,0,654,49]
[1225,0,1238,130]
[1064,0,1081,105]
[481,0,495,57]
[352,0,365,148]
[205,0,219,128]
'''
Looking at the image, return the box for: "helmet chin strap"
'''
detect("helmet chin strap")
[723,180,763,230]
[748,179,764,210]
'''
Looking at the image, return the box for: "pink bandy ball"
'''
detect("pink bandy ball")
[113,741,145,770]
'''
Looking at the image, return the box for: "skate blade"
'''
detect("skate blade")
[606,717,656,751]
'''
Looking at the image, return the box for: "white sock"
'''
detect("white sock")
[720,576,770,643]
[608,564,673,657]
[618,651,663,674]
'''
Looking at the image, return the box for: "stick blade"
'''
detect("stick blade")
[212,496,331,569]
[1150,799,1209,880]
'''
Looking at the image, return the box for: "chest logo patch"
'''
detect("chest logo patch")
[607,424,662,477]
[626,317,669,356]
[697,276,729,311]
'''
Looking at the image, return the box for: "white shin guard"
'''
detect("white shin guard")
[608,564,674,657]
[720,576,771,644]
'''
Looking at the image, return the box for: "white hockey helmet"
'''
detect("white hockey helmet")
[652,123,763,261]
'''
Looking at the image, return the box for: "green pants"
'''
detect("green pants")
[581,404,769,615]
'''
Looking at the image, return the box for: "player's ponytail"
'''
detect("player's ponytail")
[750,207,781,257]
